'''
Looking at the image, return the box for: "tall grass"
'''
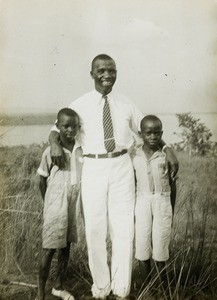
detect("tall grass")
[0,146,217,299]
[0,144,45,274]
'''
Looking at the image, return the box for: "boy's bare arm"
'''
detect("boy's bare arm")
[164,147,179,180]
[39,176,47,200]
[169,178,177,214]
[49,130,65,168]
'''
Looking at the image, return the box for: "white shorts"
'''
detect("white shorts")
[135,192,172,262]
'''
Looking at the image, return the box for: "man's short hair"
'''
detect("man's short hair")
[91,54,114,70]
[57,108,79,122]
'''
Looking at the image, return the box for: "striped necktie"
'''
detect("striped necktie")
[103,95,115,152]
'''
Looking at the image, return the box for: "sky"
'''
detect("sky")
[0,0,217,118]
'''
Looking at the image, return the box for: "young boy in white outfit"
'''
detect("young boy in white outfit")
[37,108,82,300]
[132,115,176,289]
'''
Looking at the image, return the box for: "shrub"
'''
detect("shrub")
[175,112,212,156]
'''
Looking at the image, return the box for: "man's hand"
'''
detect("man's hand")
[49,130,65,169]
[50,141,65,169]
[164,147,179,181]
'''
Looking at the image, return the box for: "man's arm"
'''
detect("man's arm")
[49,130,65,168]
[39,176,47,200]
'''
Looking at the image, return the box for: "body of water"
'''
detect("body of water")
[0,124,52,147]
[0,114,216,147]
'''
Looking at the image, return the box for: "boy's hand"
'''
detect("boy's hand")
[164,147,179,180]
[50,141,65,169]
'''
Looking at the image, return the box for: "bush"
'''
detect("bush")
[175,113,212,156]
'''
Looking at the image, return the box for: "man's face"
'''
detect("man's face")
[57,114,80,142]
[91,59,117,95]
[141,120,163,149]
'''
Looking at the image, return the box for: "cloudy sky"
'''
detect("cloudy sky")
[0,0,217,118]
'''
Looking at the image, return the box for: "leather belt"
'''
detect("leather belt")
[84,149,128,159]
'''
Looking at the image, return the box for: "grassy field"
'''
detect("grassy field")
[0,145,216,299]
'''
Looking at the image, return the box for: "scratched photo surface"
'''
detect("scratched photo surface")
[0,1,217,299]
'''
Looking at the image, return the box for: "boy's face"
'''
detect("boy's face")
[140,120,163,149]
[57,114,79,142]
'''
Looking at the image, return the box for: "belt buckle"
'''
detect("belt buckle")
[107,152,113,158]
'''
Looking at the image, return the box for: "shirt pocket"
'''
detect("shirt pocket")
[152,159,170,194]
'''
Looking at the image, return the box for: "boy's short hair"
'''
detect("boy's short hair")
[57,108,79,123]
[140,115,163,130]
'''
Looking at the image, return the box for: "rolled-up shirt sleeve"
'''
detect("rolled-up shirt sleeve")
[129,101,144,134]
[37,148,52,177]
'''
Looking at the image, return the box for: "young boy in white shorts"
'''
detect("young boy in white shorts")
[36,108,82,300]
[132,115,176,289]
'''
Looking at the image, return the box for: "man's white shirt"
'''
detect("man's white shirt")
[51,90,143,154]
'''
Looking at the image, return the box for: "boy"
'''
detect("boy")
[132,115,176,289]
[36,108,82,300]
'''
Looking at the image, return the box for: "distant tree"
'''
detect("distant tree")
[175,112,212,155]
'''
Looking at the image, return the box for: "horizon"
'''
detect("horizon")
[1,111,217,144]
[1,110,217,116]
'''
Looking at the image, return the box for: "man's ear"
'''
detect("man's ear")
[90,71,94,79]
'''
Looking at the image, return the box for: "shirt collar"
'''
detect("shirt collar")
[137,145,165,160]
[93,89,114,104]
[61,140,81,154]
[73,139,81,152]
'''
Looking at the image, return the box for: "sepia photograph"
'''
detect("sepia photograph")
[0,0,217,299]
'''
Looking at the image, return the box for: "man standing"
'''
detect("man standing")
[49,54,178,298]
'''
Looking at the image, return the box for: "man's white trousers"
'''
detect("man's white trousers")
[81,153,135,298]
